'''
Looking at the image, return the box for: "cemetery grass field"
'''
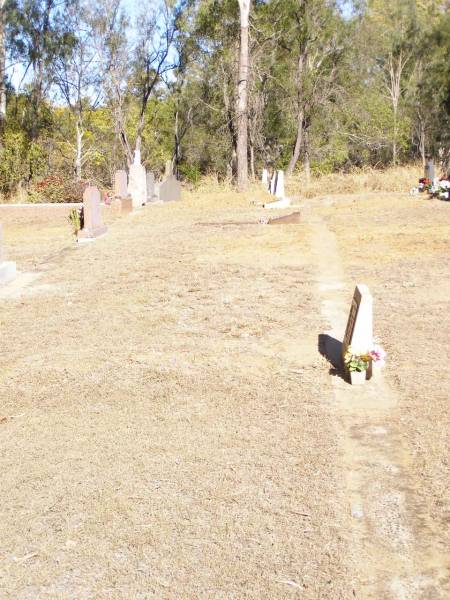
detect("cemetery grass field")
[1,184,449,598]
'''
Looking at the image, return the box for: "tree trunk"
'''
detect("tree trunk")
[286,108,304,177]
[0,0,6,138]
[237,0,250,192]
[75,118,83,181]
[304,124,311,185]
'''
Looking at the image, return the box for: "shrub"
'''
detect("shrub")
[27,175,88,203]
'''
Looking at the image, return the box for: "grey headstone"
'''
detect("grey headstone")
[165,160,173,178]
[128,164,147,207]
[78,186,107,240]
[425,159,435,180]
[114,170,128,199]
[159,175,181,203]
[146,172,156,202]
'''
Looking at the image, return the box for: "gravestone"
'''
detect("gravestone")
[114,170,128,199]
[128,163,147,208]
[270,172,277,195]
[275,170,285,198]
[77,186,108,241]
[342,284,373,356]
[159,175,181,203]
[146,172,156,202]
[424,158,435,181]
[0,223,16,285]
[262,168,269,188]
[121,196,133,214]
[164,160,173,178]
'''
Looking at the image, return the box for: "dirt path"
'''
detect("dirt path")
[305,206,448,598]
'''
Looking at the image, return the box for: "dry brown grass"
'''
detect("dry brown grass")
[0,193,354,599]
[287,164,423,198]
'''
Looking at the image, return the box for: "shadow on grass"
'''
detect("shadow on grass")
[318,333,347,381]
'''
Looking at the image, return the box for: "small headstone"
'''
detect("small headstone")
[77,186,108,241]
[0,223,16,285]
[146,172,156,202]
[128,164,147,208]
[275,170,285,198]
[342,284,373,356]
[114,170,128,199]
[165,160,173,178]
[159,175,181,203]
[425,158,435,180]
[121,196,133,214]
[262,168,269,188]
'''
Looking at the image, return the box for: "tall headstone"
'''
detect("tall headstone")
[146,172,156,202]
[262,168,269,188]
[342,284,373,356]
[78,186,108,241]
[159,175,181,203]
[165,160,173,178]
[274,170,285,198]
[0,223,16,285]
[424,158,435,181]
[114,170,128,199]
[270,172,277,195]
[128,164,147,208]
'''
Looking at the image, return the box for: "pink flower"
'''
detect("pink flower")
[369,344,387,364]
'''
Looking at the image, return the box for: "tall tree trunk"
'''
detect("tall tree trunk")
[303,123,311,185]
[75,118,83,181]
[237,0,250,192]
[0,0,6,139]
[286,52,306,177]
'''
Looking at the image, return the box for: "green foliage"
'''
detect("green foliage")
[0,132,29,198]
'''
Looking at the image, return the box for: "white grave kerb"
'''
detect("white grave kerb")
[343,284,373,356]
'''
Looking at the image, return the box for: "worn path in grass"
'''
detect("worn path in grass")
[0,189,448,599]
[1,193,354,599]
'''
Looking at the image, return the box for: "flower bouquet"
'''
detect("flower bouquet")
[369,344,387,376]
[344,347,370,385]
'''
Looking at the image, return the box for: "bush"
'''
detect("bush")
[27,175,88,203]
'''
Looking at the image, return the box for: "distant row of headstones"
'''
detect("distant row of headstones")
[79,152,181,242]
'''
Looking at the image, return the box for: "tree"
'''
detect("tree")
[237,0,250,191]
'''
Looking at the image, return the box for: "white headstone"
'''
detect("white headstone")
[270,172,277,195]
[128,164,147,208]
[78,186,107,240]
[275,170,285,198]
[262,168,269,188]
[0,223,16,285]
[343,284,373,356]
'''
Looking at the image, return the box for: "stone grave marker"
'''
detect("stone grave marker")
[147,172,156,202]
[121,196,133,214]
[262,168,269,188]
[114,170,128,199]
[78,186,108,241]
[128,163,147,208]
[342,284,373,356]
[275,170,285,198]
[165,160,173,178]
[425,158,435,181]
[270,172,277,195]
[159,175,181,203]
[0,223,16,285]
